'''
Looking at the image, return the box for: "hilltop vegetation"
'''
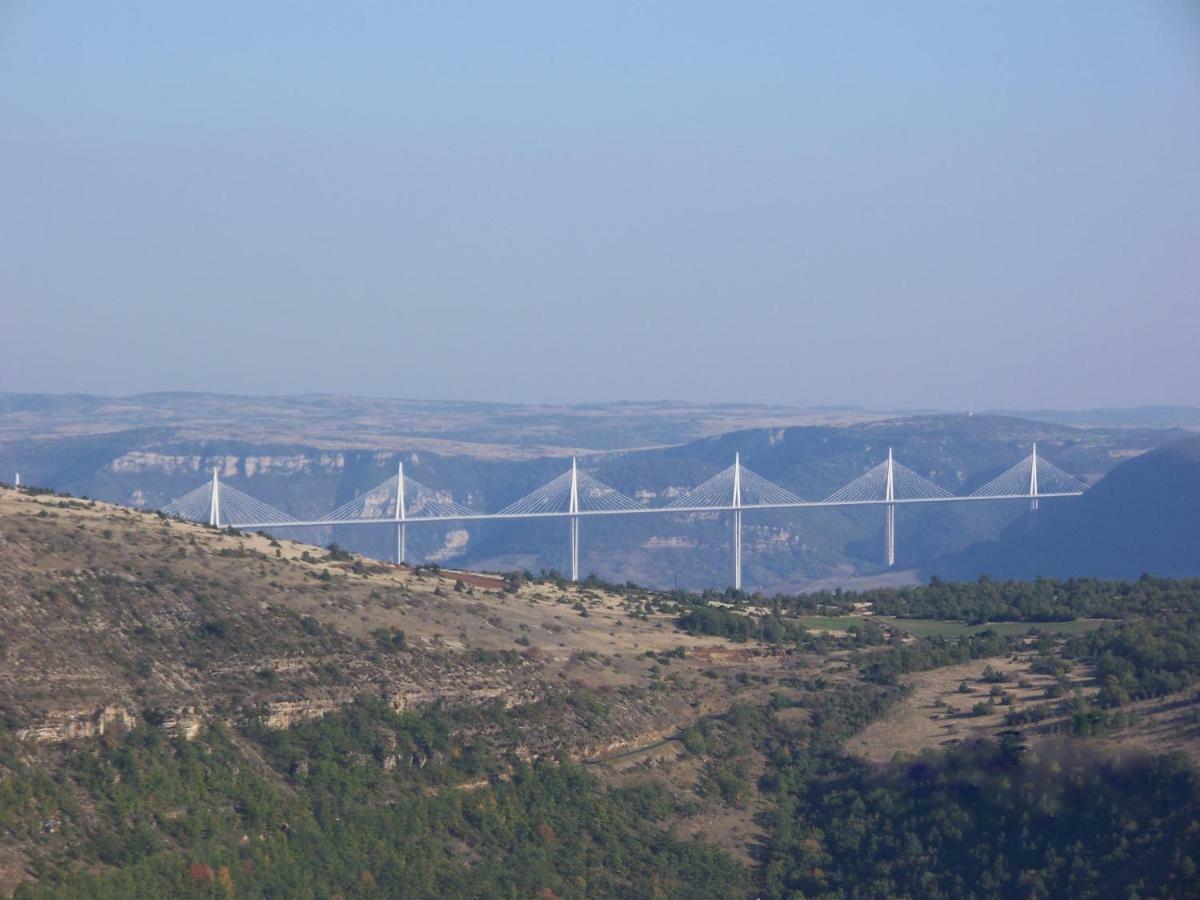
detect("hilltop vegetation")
[1,486,1199,897]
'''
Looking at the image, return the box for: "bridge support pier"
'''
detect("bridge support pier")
[395,460,407,564]
[885,504,895,568]
[733,509,742,591]
[569,516,579,582]
[568,458,580,581]
[732,453,743,591]
[884,448,895,567]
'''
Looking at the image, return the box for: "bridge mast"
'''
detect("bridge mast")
[395,460,407,564]
[732,452,742,591]
[208,467,221,528]
[1029,443,1039,511]
[885,448,895,567]
[569,457,580,581]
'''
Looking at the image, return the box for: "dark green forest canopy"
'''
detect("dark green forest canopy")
[5,701,747,899]
[757,740,1200,899]
[828,574,1200,622]
[1063,612,1200,706]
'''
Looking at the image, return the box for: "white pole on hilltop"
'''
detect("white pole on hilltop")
[569,457,580,582]
[209,467,221,528]
[13,472,18,488]
[885,448,895,567]
[395,459,407,564]
[732,452,742,591]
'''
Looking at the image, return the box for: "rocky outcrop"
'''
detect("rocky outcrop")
[17,705,136,743]
[161,708,205,741]
[109,452,346,477]
[261,698,348,730]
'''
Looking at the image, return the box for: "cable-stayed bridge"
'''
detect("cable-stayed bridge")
[162,445,1085,590]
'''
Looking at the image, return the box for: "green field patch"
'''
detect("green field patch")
[884,618,1110,638]
[790,615,868,632]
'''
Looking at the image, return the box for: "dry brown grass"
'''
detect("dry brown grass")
[1092,687,1200,765]
[845,655,1094,763]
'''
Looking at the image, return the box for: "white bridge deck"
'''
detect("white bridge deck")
[239,490,1083,529]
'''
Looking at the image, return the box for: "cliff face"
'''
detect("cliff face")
[15,705,137,743]
[109,450,349,479]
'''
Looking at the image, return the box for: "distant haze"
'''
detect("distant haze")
[2,2,1198,409]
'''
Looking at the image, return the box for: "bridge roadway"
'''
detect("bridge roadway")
[232,491,1083,531]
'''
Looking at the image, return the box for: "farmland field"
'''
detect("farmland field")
[790,615,867,632]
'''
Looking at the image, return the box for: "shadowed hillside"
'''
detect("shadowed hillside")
[935,436,1200,580]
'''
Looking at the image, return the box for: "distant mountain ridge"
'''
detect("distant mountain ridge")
[994,406,1200,429]
[0,391,890,454]
[935,436,1200,580]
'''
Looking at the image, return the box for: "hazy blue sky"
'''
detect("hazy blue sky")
[2,2,1198,409]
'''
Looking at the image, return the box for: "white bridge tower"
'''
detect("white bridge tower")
[569,457,580,582]
[885,448,895,567]
[208,467,221,527]
[395,460,407,564]
[732,452,743,591]
[1030,443,1039,511]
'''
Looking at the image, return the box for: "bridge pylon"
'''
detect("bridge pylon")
[732,453,742,591]
[395,460,407,564]
[970,444,1084,502]
[569,458,580,582]
[885,448,895,567]
[208,468,221,527]
[1030,443,1039,511]
[824,447,953,569]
